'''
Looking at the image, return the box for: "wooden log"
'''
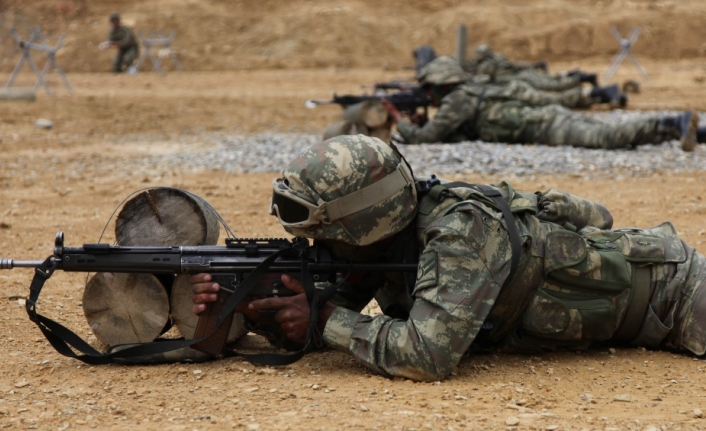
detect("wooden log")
[0,88,36,101]
[83,272,170,346]
[170,274,247,343]
[115,188,220,246]
[343,100,388,128]
[83,187,238,349]
[369,125,392,144]
[322,120,369,141]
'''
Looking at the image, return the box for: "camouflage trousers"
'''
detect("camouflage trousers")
[113,46,138,73]
[525,105,667,149]
[497,69,581,92]
[479,104,667,149]
[501,80,592,110]
[504,222,706,356]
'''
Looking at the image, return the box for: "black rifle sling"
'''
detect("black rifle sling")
[25,248,318,366]
[439,182,522,285]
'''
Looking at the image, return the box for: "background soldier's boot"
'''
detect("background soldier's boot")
[589,84,627,107]
[658,110,699,151]
[697,126,706,143]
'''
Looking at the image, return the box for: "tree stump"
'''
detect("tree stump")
[170,274,247,343]
[83,272,170,346]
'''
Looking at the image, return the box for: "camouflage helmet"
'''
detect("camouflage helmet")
[275,135,417,246]
[474,43,493,60]
[417,56,468,86]
[109,12,120,22]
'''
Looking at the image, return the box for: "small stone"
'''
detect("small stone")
[245,387,259,393]
[359,404,369,412]
[694,408,703,418]
[546,426,560,431]
[14,379,29,388]
[613,394,631,402]
[177,367,187,374]
[608,348,617,355]
[311,384,321,390]
[506,416,520,426]
[193,369,202,375]
[35,118,53,129]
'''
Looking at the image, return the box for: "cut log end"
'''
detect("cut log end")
[83,272,170,346]
[115,188,220,246]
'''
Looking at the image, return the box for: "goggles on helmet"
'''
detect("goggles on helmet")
[269,178,323,228]
[269,163,414,229]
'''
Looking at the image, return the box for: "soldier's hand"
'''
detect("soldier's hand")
[190,273,259,321]
[409,113,428,126]
[380,99,403,123]
[248,274,336,343]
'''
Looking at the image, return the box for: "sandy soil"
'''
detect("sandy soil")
[2,0,706,429]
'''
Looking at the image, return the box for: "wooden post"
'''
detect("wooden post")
[456,24,467,65]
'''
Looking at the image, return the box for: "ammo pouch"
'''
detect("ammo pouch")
[520,223,686,346]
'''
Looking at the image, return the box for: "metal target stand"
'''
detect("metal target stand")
[5,26,72,96]
[603,27,650,84]
[134,30,183,75]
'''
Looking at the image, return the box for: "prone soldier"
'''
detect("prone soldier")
[386,56,698,151]
[191,135,706,381]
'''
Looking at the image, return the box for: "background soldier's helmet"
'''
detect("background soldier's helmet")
[474,43,493,60]
[417,56,469,86]
[109,12,120,22]
[278,135,418,246]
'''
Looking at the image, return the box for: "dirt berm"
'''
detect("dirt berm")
[2,0,706,73]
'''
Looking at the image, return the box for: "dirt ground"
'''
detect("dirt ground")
[3,0,706,430]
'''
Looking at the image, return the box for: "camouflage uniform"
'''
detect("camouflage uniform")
[109,25,139,73]
[267,136,706,381]
[469,45,581,92]
[470,78,594,110]
[396,83,671,148]
[322,178,706,381]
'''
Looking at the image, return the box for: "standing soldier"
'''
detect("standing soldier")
[100,13,139,74]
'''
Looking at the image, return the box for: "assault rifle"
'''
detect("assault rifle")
[305,88,430,116]
[1,232,417,366]
[373,81,420,92]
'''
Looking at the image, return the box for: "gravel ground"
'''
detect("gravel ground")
[2,111,705,182]
[135,110,706,178]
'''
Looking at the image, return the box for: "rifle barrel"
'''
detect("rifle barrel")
[0,259,46,269]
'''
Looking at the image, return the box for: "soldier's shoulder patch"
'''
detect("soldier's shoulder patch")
[415,250,439,290]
